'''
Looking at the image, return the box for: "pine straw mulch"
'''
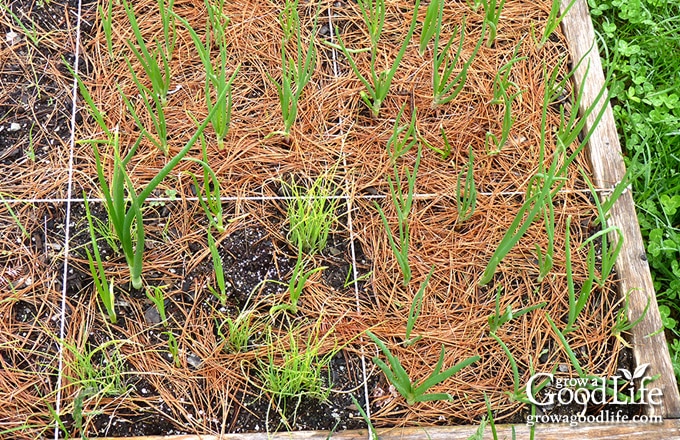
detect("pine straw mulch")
[0,0,634,437]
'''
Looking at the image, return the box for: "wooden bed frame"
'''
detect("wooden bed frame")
[91,0,680,438]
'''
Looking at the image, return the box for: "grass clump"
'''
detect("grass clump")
[283,169,340,254]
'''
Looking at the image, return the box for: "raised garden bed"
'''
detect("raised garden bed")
[1,0,679,438]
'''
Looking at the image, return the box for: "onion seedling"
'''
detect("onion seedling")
[376,145,422,286]
[431,17,485,106]
[479,51,612,286]
[487,286,546,334]
[75,69,232,289]
[563,215,595,334]
[404,266,435,346]
[480,0,506,47]
[418,0,442,56]
[367,330,480,405]
[268,0,318,137]
[534,198,555,283]
[270,249,326,315]
[535,0,578,50]
[83,195,116,324]
[328,0,421,118]
[123,0,175,105]
[176,3,240,149]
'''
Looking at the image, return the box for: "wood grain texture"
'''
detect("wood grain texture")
[87,419,680,440]
[560,0,680,418]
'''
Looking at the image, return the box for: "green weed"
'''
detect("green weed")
[366,330,480,405]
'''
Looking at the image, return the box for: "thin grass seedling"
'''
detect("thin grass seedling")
[376,145,422,286]
[432,17,486,106]
[74,69,231,289]
[350,395,378,439]
[267,0,318,137]
[404,266,435,346]
[487,286,546,334]
[216,308,257,353]
[0,195,30,240]
[283,168,340,254]
[257,317,338,401]
[83,195,116,324]
[484,393,496,440]
[343,264,373,289]
[328,0,421,117]
[270,249,326,315]
[176,6,240,149]
[418,0,442,56]
[100,0,115,60]
[367,330,479,405]
[0,3,49,46]
[456,146,477,221]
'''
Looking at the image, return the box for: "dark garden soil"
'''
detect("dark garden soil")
[0,0,650,438]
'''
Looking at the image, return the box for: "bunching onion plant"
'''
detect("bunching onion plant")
[283,168,340,254]
[329,0,421,117]
[485,45,525,154]
[75,70,232,289]
[404,267,435,346]
[480,0,506,47]
[270,249,326,315]
[376,107,423,285]
[563,215,594,334]
[432,17,486,106]
[268,0,318,137]
[177,0,240,150]
[418,0,442,56]
[479,53,611,285]
[367,330,480,405]
[83,196,116,324]
[535,0,578,50]
[121,0,176,155]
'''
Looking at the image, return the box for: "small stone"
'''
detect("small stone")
[558,364,569,373]
[6,31,19,45]
[8,122,21,132]
[144,305,162,324]
[186,352,203,369]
